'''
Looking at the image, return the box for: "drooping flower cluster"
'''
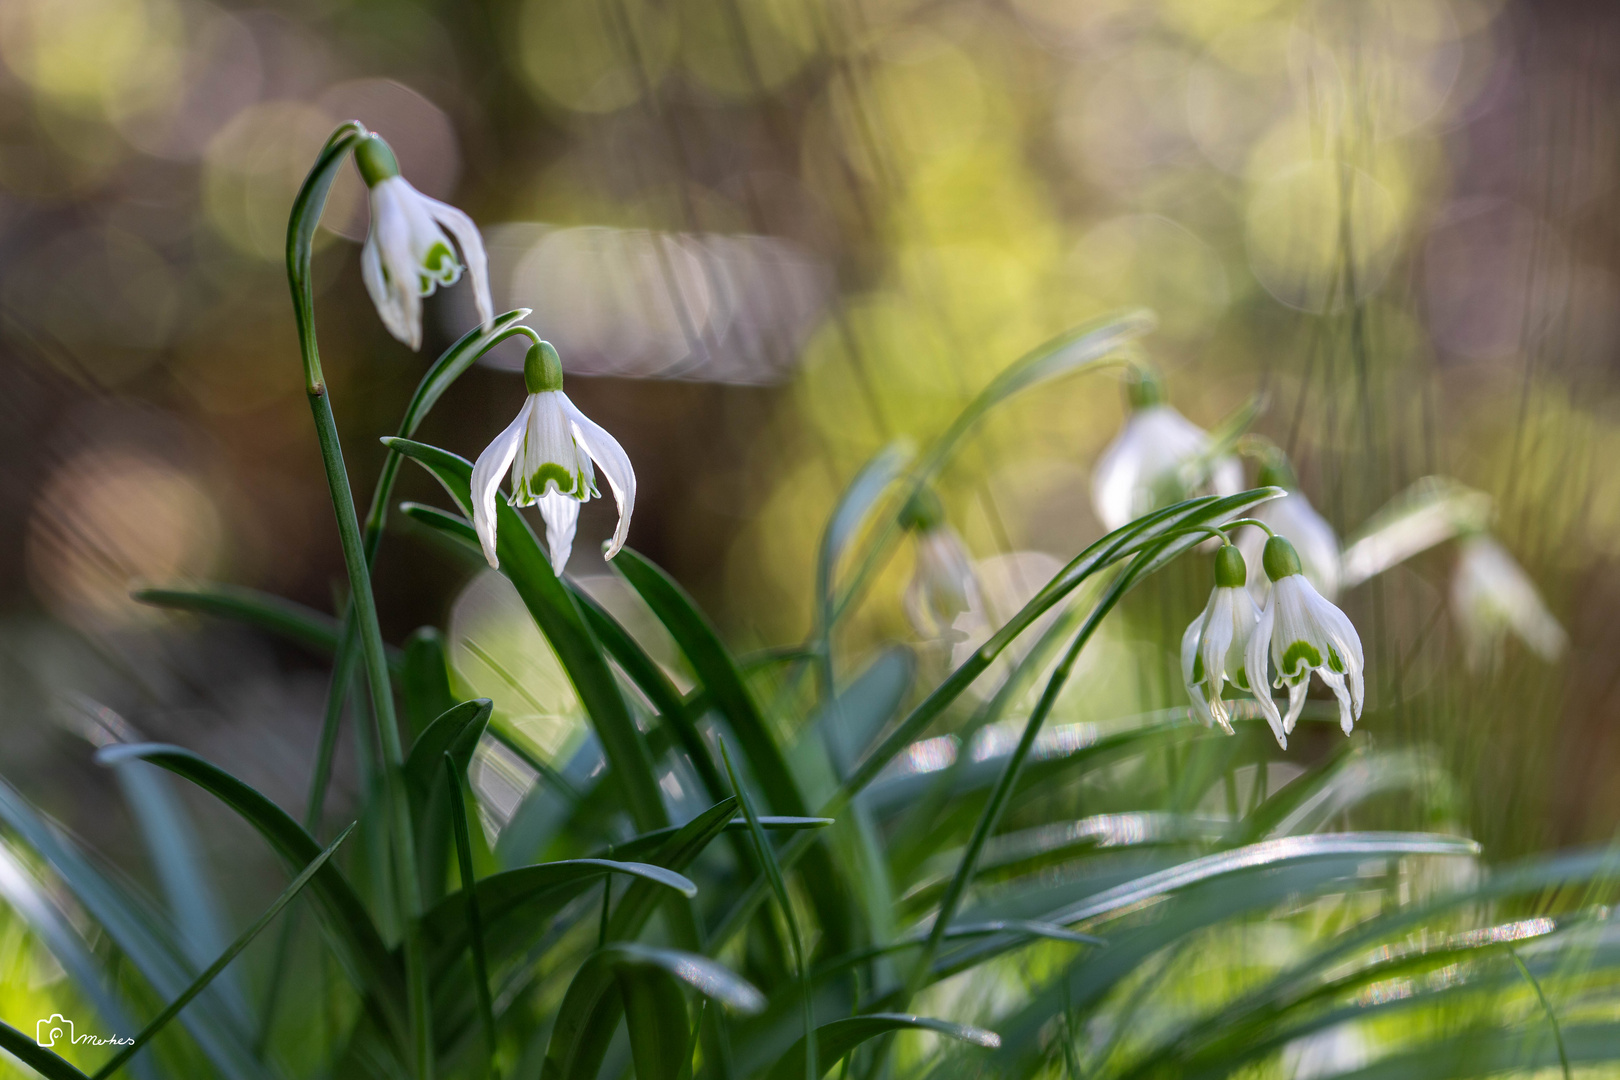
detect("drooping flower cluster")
[1183,534,1365,748]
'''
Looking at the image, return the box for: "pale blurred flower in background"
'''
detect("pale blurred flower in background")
[1092,370,1241,532]
[1451,534,1567,671]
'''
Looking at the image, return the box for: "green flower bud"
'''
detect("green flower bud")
[354,135,401,188]
[1125,363,1165,410]
[524,341,564,394]
[1262,535,1304,581]
[900,487,946,533]
[1256,450,1298,491]
[1213,543,1247,588]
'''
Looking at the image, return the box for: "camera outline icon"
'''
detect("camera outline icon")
[36,1014,73,1047]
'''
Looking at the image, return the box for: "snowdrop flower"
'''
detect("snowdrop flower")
[1181,543,1261,735]
[1246,535,1366,746]
[901,489,981,642]
[1451,534,1566,671]
[355,133,493,351]
[1091,367,1242,532]
[471,341,634,575]
[1237,454,1341,600]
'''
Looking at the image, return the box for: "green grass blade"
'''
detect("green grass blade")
[92,744,404,1040]
[0,774,277,1080]
[614,548,809,817]
[764,1014,999,1080]
[722,741,817,1080]
[91,825,354,1080]
[131,585,402,673]
[0,1021,92,1080]
[569,581,728,802]
[443,753,497,1068]
[386,437,670,835]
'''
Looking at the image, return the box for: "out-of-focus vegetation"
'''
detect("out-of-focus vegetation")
[3,0,1620,1077]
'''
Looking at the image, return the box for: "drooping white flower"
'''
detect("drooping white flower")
[900,490,981,642]
[1236,455,1341,600]
[355,134,493,351]
[1181,544,1261,736]
[1451,535,1566,671]
[1339,477,1491,590]
[1245,535,1366,746]
[1091,369,1242,532]
[471,341,634,574]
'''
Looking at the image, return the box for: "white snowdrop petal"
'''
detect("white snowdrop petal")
[563,394,636,559]
[538,491,580,576]
[470,403,529,568]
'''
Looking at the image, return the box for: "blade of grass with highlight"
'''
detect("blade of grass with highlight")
[443,753,496,1069]
[722,740,817,1080]
[90,825,355,1080]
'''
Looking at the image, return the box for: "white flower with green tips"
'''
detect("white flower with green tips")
[900,489,980,642]
[471,341,635,575]
[1245,535,1365,745]
[1182,544,1262,737]
[355,134,493,351]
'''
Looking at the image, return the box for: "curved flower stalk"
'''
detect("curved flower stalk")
[1246,535,1366,745]
[1181,543,1261,735]
[900,489,981,641]
[1451,534,1567,670]
[355,134,493,350]
[1092,366,1242,532]
[471,340,635,574]
[1237,452,1341,600]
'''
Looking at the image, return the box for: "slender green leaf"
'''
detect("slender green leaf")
[91,826,354,1080]
[0,1021,92,1080]
[765,1013,999,1080]
[91,744,404,1040]
[443,754,496,1068]
[0,774,278,1080]
[131,585,403,673]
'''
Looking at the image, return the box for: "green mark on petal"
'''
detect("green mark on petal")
[1280,640,1321,676]
[1191,652,1205,683]
[1327,643,1345,674]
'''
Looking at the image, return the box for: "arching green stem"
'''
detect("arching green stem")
[285,120,432,1080]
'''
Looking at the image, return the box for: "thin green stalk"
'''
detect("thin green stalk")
[286,121,432,1080]
[1507,945,1571,1080]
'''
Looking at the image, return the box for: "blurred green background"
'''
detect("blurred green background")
[1,0,1616,998]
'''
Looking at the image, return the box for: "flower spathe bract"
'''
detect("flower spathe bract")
[1451,535,1566,670]
[1092,401,1242,532]
[1181,544,1261,736]
[1245,535,1365,744]
[355,134,493,351]
[470,342,634,575]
